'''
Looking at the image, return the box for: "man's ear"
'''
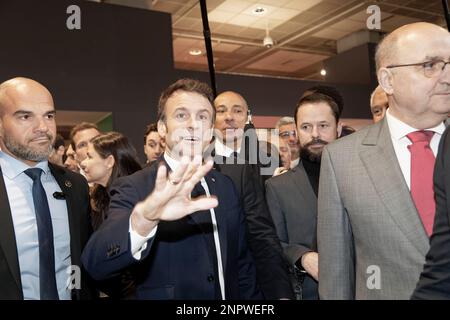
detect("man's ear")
[157,120,167,139]
[337,121,343,137]
[378,68,394,95]
[246,108,251,124]
[207,125,214,141]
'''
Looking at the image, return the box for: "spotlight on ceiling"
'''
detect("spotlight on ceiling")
[189,49,202,56]
[320,69,327,76]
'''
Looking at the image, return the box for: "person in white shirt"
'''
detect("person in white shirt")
[276,117,300,169]
[213,91,280,178]
[0,77,94,300]
[81,78,262,300]
[273,138,291,176]
[317,22,450,299]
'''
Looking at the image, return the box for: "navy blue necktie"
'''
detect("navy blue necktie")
[25,168,59,300]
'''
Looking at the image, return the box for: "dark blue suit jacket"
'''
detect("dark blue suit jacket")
[81,161,262,300]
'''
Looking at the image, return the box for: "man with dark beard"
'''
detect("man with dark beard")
[0,77,94,300]
[265,92,341,299]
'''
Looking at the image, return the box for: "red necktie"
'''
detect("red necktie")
[407,130,436,237]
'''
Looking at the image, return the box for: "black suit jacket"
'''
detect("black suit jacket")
[82,161,262,300]
[239,133,281,186]
[265,161,319,300]
[214,157,294,300]
[412,126,450,299]
[0,163,94,300]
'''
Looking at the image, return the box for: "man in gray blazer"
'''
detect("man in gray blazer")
[266,92,342,299]
[317,22,450,299]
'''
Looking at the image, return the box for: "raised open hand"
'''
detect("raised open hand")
[131,156,218,235]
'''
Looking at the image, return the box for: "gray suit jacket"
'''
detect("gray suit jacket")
[317,118,430,300]
[265,162,318,299]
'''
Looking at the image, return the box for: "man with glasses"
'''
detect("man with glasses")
[318,22,450,299]
[276,117,300,169]
[274,138,291,175]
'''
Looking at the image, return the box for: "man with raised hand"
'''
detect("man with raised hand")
[82,79,261,300]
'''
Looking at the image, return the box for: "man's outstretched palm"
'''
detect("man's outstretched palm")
[131,156,218,235]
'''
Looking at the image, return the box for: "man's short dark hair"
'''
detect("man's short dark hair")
[144,123,158,143]
[157,78,215,123]
[53,134,65,150]
[69,122,99,150]
[301,85,344,117]
[294,92,340,124]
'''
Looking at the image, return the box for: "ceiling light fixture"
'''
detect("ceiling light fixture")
[263,20,274,48]
[189,49,202,56]
[252,7,267,15]
[320,69,327,76]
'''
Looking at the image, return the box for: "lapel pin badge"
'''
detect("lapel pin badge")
[211,178,215,183]
[65,180,72,188]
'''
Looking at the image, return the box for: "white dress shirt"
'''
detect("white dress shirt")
[129,221,157,260]
[385,109,445,190]
[130,152,225,298]
[129,202,157,259]
[215,139,240,157]
[0,151,71,300]
[290,158,300,169]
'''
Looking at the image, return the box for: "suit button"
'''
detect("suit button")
[207,274,214,282]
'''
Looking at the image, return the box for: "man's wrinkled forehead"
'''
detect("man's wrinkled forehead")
[396,31,450,63]
[167,90,214,112]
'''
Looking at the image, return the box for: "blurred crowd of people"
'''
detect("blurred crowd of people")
[1,22,450,300]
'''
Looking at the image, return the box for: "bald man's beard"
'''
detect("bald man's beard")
[3,133,54,162]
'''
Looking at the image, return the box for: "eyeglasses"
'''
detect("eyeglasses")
[279,130,297,139]
[386,60,450,78]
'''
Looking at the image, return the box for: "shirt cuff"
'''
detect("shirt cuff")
[295,251,313,272]
[129,216,157,260]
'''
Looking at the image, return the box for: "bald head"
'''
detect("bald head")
[0,77,53,117]
[214,91,249,144]
[376,22,450,129]
[0,77,56,165]
[376,22,449,71]
[214,91,248,108]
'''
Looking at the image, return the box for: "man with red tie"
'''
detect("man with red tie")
[317,22,450,299]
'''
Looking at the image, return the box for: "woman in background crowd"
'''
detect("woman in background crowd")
[80,131,142,230]
[80,131,142,299]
